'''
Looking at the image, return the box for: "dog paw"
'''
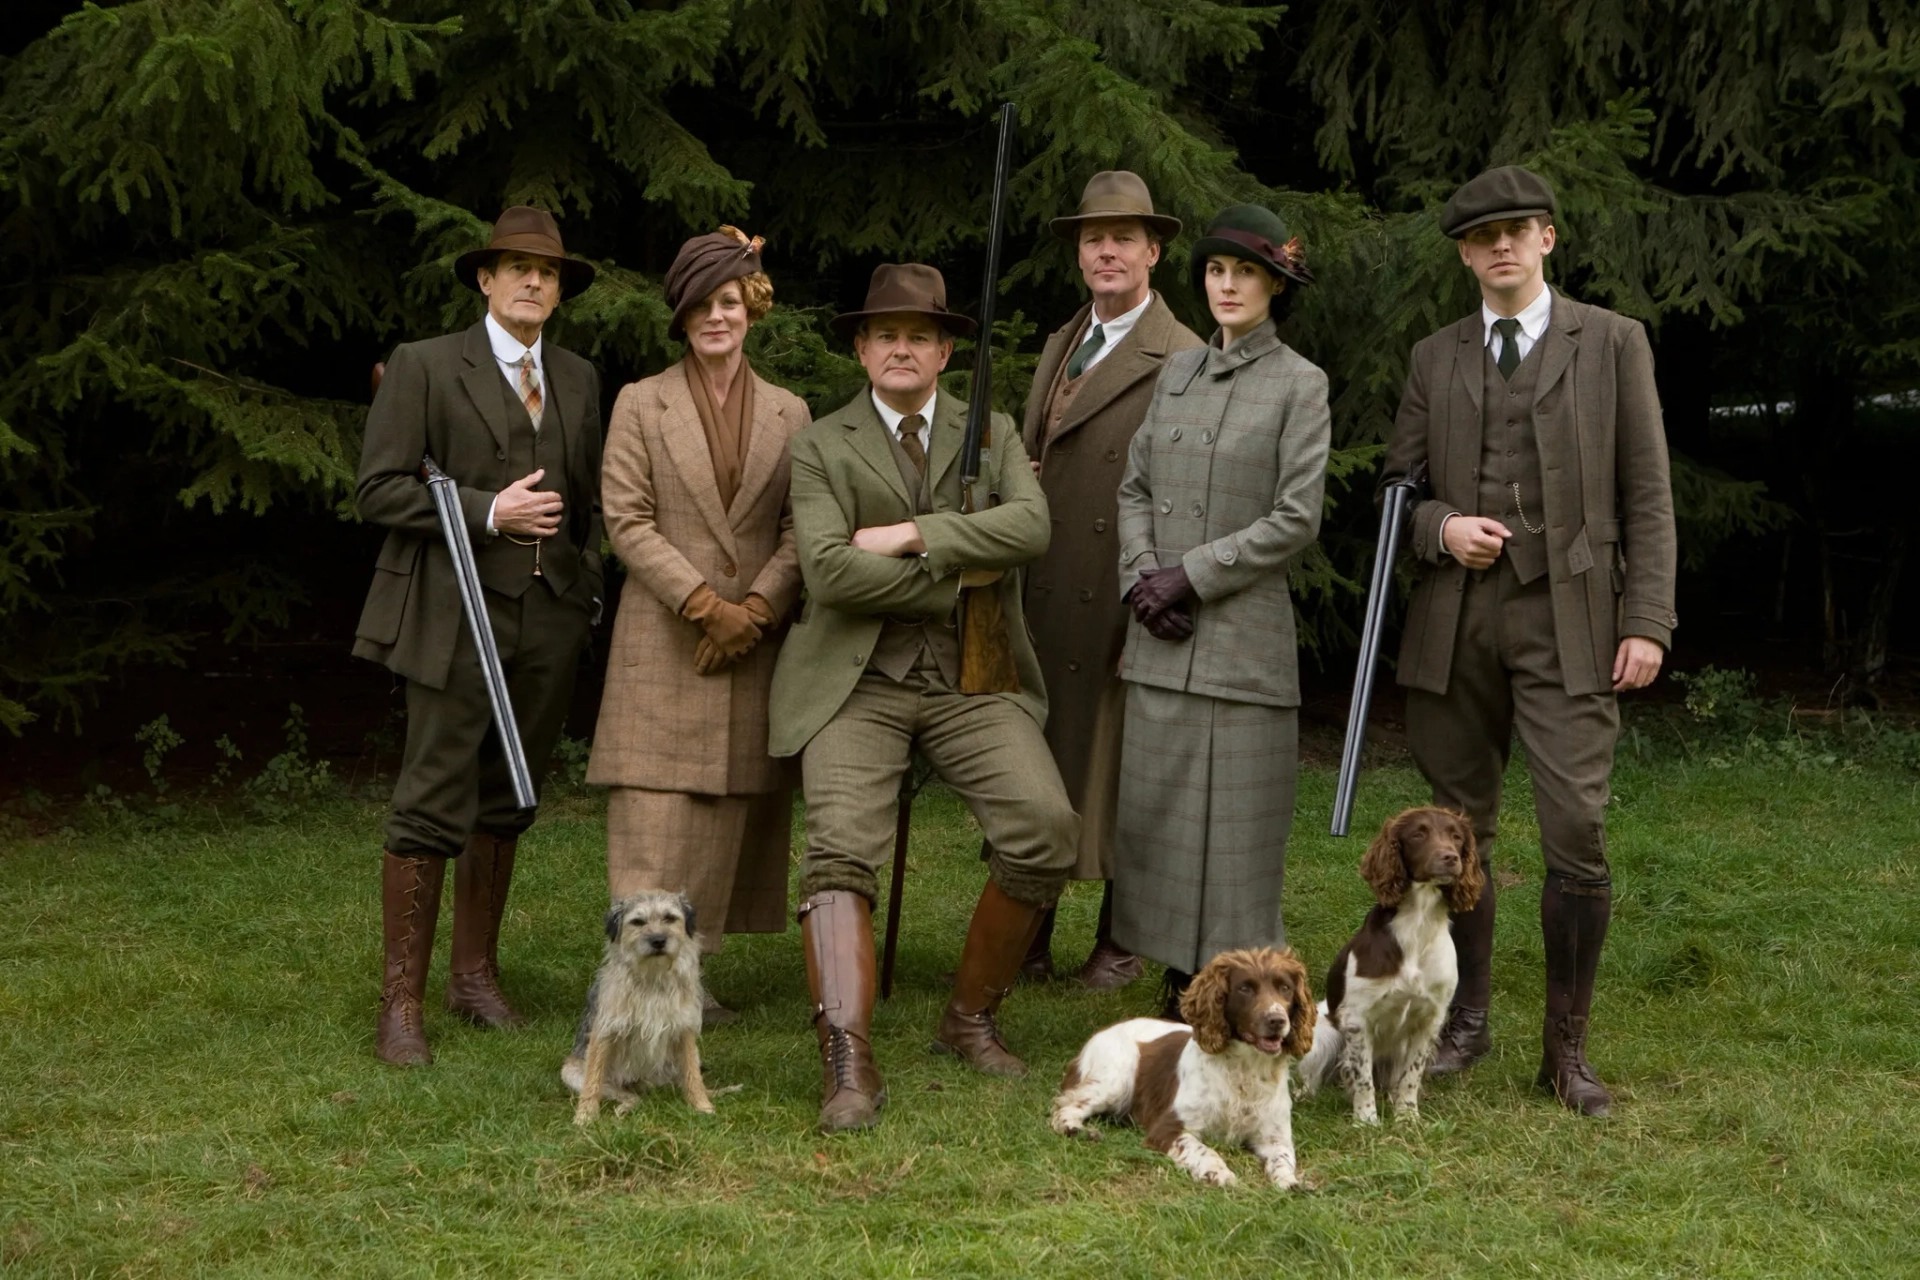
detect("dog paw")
[1354,1108,1380,1127]
[572,1111,596,1128]
[1198,1164,1237,1188]
[613,1100,636,1118]
[1392,1107,1421,1127]
[692,1100,716,1115]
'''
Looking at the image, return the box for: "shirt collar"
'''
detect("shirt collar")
[484,312,544,369]
[1481,284,1553,346]
[870,387,938,437]
[1088,291,1153,344]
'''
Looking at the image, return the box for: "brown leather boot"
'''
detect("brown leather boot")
[1428,1006,1491,1075]
[799,891,885,1132]
[446,833,526,1028]
[933,881,1046,1076]
[377,850,445,1066]
[1429,851,1496,1076]
[1537,873,1613,1116]
[1074,881,1144,990]
[1020,905,1056,982]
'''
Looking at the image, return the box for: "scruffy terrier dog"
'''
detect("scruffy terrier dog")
[563,890,713,1123]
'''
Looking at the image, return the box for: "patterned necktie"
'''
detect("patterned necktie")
[516,353,544,430]
[898,414,928,479]
[1067,322,1105,380]
[1493,317,1522,378]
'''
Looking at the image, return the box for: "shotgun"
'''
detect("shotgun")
[1330,460,1426,836]
[956,100,1022,696]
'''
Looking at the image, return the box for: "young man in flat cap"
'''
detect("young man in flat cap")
[1017,171,1203,989]
[1380,166,1677,1116]
[768,263,1077,1133]
[355,206,605,1066]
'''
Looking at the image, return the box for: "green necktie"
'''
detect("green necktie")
[1066,322,1105,379]
[1493,317,1522,378]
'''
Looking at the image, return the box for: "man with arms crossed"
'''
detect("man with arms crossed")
[1381,168,1677,1115]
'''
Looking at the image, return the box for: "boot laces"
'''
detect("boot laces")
[824,1025,865,1090]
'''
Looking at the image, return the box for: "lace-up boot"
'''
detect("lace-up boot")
[799,891,885,1132]
[377,851,446,1066]
[933,881,1046,1076]
[446,833,526,1027]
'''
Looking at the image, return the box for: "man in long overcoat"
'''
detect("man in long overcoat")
[355,207,604,1066]
[1381,167,1677,1115]
[1019,171,1202,988]
[768,264,1077,1133]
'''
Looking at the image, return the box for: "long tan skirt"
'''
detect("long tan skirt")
[1068,677,1127,880]
[606,787,795,954]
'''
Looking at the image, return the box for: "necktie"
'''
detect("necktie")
[898,414,928,479]
[1066,323,1105,379]
[516,353,544,430]
[1493,317,1522,378]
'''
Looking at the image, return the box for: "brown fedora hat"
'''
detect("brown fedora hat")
[1049,170,1183,241]
[454,206,597,300]
[829,263,977,338]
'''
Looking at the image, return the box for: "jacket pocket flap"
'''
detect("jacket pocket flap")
[376,535,423,575]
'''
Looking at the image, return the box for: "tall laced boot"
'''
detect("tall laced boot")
[377,851,446,1066]
[1537,872,1613,1117]
[1075,879,1145,991]
[799,891,885,1132]
[1021,905,1057,982]
[446,833,527,1028]
[933,881,1046,1077]
[1429,856,1496,1076]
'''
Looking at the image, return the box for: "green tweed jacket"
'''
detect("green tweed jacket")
[767,389,1051,757]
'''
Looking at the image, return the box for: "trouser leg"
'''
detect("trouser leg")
[474,584,588,836]
[797,679,916,906]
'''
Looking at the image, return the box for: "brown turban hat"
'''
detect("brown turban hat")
[664,230,765,337]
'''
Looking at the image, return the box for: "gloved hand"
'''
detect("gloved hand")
[1143,599,1196,642]
[1129,565,1195,624]
[682,584,762,669]
[693,594,779,676]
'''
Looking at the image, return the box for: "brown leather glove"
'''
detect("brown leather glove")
[682,584,763,666]
[741,593,777,629]
[1129,565,1195,623]
[1143,599,1196,642]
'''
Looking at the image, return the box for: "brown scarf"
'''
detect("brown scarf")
[683,353,755,510]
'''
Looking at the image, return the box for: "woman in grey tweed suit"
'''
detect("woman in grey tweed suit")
[1112,205,1330,1011]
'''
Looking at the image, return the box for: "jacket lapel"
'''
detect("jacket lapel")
[1052,293,1177,441]
[1533,287,1582,403]
[457,321,512,455]
[1448,312,1484,501]
[1022,308,1083,454]
[845,393,913,509]
[928,391,967,497]
[729,369,788,522]
[656,364,739,557]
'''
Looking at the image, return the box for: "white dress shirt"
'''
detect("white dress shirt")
[1076,291,1154,375]
[1481,283,1553,367]
[482,312,546,535]
[871,387,937,455]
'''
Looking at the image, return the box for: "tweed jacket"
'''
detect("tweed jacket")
[1116,318,1330,708]
[768,389,1051,758]
[586,361,809,795]
[1381,288,1678,697]
[353,320,604,691]
[1022,293,1203,779]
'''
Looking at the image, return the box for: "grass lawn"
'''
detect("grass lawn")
[3,759,1918,1278]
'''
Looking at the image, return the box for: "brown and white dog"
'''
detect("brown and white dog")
[1051,948,1315,1188]
[563,891,713,1123]
[1297,807,1483,1124]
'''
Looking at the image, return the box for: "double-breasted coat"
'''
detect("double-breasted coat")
[586,361,808,795]
[1111,316,1331,972]
[1022,294,1202,878]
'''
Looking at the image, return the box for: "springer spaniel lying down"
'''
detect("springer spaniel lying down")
[1051,948,1315,1188]
[1297,807,1483,1125]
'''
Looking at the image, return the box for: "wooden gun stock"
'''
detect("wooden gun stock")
[959,571,1021,694]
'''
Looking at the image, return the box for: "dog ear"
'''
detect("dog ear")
[678,893,697,943]
[604,903,623,944]
[1281,951,1316,1058]
[1361,814,1409,907]
[1181,956,1234,1055]
[1447,812,1485,913]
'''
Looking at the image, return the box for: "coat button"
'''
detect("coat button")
[853,654,865,665]
[1093,518,1106,533]
[1220,548,1236,565]
[1170,427,1183,441]
[1201,430,1214,444]
[723,563,737,577]
[1067,660,1081,672]
[1105,448,1118,461]
[1191,503,1205,518]
[496,449,507,461]
[1159,499,1173,514]
[1079,588,1093,602]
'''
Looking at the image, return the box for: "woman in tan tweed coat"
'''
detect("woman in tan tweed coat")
[1112,205,1330,1017]
[586,227,810,1022]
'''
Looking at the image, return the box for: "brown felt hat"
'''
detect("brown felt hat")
[830,263,977,338]
[1440,166,1558,239]
[664,230,765,338]
[1049,170,1183,241]
[454,206,596,299]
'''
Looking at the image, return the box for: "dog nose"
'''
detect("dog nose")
[1262,1008,1289,1037]
[1439,849,1461,870]
[646,934,668,951]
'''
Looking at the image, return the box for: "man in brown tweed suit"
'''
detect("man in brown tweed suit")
[1018,171,1202,989]
[1380,167,1678,1116]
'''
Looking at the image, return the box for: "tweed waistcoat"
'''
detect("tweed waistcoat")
[470,374,584,600]
[1039,316,1094,442]
[1478,340,1548,585]
[869,423,961,684]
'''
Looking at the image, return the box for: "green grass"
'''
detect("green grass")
[3,760,1918,1278]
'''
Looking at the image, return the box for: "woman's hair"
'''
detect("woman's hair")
[714,225,774,322]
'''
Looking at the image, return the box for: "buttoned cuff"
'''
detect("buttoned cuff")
[1182,538,1236,602]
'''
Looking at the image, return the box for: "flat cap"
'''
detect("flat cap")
[1440,166,1557,238]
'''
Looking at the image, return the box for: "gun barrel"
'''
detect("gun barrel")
[1331,479,1416,836]
[960,102,1017,493]
[422,455,538,812]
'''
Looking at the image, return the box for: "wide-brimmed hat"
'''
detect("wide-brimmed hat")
[664,228,766,338]
[829,263,977,338]
[1188,204,1313,296]
[1440,166,1557,239]
[454,206,596,299]
[1049,171,1183,242]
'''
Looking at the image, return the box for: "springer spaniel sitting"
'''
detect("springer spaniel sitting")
[1051,948,1315,1188]
[1298,807,1483,1125]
